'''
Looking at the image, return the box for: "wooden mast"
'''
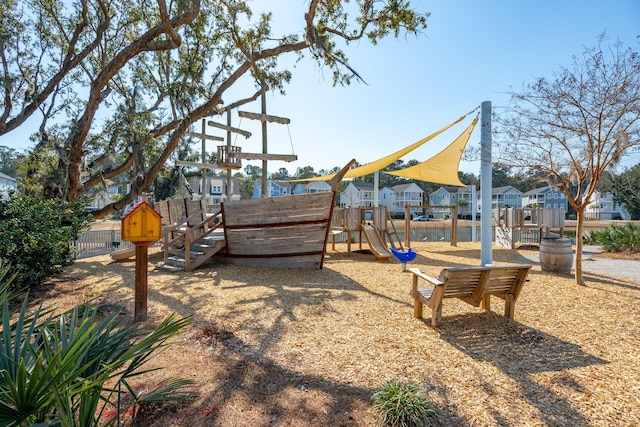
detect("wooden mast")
[261,86,268,197]
[236,84,296,198]
[226,110,232,199]
[183,120,224,200]
[180,91,297,200]
[201,119,206,201]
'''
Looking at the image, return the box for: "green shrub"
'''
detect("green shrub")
[0,193,93,289]
[583,230,599,245]
[583,222,640,253]
[0,261,195,426]
[371,381,440,427]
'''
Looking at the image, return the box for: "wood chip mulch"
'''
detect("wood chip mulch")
[39,242,640,426]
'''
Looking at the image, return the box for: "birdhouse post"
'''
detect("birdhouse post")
[121,201,162,321]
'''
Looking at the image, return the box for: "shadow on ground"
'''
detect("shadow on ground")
[438,313,607,426]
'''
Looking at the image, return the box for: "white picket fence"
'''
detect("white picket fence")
[71,230,134,259]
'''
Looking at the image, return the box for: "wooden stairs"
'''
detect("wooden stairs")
[156,198,226,272]
[162,232,225,271]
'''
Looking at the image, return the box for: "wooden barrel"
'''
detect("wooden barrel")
[539,237,573,274]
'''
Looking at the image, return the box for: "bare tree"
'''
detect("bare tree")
[0,0,428,215]
[496,35,640,285]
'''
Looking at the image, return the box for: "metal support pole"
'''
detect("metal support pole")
[374,171,379,207]
[480,101,493,265]
[471,184,477,241]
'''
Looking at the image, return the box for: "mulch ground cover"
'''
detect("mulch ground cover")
[38,242,640,426]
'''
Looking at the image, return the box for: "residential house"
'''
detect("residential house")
[428,186,475,219]
[585,190,630,220]
[379,187,395,210]
[522,186,568,211]
[0,172,17,199]
[339,182,375,208]
[292,181,331,195]
[192,176,241,205]
[481,186,523,209]
[380,183,424,218]
[252,179,292,198]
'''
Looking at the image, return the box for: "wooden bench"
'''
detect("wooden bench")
[409,264,532,326]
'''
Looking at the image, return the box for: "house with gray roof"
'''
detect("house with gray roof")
[0,172,18,199]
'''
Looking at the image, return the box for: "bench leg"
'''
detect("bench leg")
[482,294,491,311]
[431,302,442,327]
[412,275,423,318]
[504,294,515,319]
[414,299,423,318]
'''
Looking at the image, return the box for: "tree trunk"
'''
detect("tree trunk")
[574,207,586,286]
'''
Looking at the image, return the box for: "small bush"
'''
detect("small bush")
[583,230,599,245]
[0,193,93,289]
[371,381,440,427]
[583,222,640,253]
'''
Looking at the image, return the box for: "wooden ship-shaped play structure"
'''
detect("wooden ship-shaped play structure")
[156,162,351,271]
[156,90,353,271]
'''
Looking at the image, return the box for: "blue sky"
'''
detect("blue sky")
[2,1,639,177]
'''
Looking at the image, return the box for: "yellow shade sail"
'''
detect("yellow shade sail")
[386,119,478,186]
[293,114,467,182]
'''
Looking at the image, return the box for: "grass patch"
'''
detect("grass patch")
[371,381,440,427]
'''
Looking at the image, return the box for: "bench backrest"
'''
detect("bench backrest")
[440,264,531,306]
[483,265,531,299]
[439,268,487,299]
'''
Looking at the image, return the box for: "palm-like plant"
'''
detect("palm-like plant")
[0,260,195,426]
[585,222,640,253]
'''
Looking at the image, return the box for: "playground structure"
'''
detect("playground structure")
[289,109,483,259]
[177,83,298,205]
[155,192,340,271]
[108,107,498,268]
[390,247,417,271]
[110,246,136,261]
[156,197,225,271]
[154,161,353,271]
[329,206,405,260]
[493,207,566,248]
[328,204,465,261]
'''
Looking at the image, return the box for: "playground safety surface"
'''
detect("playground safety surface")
[38,241,640,426]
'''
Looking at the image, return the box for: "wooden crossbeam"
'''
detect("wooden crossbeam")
[175,160,220,170]
[207,120,252,138]
[238,110,291,125]
[184,131,224,141]
[237,152,298,162]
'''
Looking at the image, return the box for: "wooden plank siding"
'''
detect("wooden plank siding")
[223,192,333,226]
[222,192,335,269]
